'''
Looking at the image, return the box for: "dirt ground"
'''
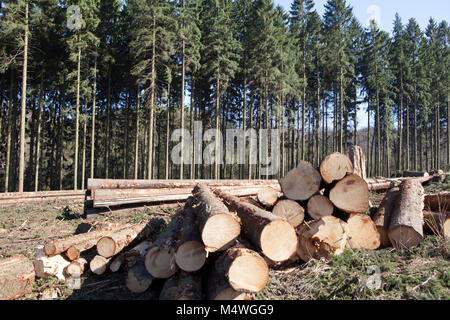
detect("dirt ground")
[0,180,448,300]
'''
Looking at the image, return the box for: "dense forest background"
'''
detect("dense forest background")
[0,0,449,192]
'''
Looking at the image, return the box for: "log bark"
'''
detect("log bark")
[89,255,111,275]
[423,210,450,238]
[215,247,269,293]
[307,195,334,220]
[329,174,369,214]
[109,253,125,272]
[347,146,366,180]
[125,259,153,293]
[372,187,399,247]
[64,258,87,278]
[344,214,380,250]
[159,273,180,300]
[124,240,153,268]
[296,216,348,262]
[388,179,425,250]
[214,190,297,263]
[272,200,305,227]
[144,210,183,278]
[257,187,279,207]
[34,246,71,281]
[279,161,321,201]
[205,267,253,300]
[424,192,450,213]
[320,152,353,184]
[175,198,206,272]
[0,255,35,300]
[175,271,203,300]
[193,184,241,253]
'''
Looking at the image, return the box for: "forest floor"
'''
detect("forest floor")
[0,179,448,300]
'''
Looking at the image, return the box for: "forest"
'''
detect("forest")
[0,0,449,192]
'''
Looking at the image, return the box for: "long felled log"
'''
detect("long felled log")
[126,259,153,293]
[215,246,269,293]
[64,258,87,278]
[388,179,425,250]
[175,198,206,272]
[307,194,334,220]
[124,240,153,268]
[347,146,366,180]
[279,161,321,201]
[296,216,348,262]
[34,246,71,281]
[0,255,35,300]
[329,174,369,214]
[365,175,434,192]
[320,152,354,184]
[424,192,450,213]
[372,187,399,247]
[144,211,183,279]
[344,214,380,250]
[272,200,305,227]
[403,171,429,177]
[206,267,253,300]
[159,271,203,300]
[193,184,241,253]
[214,190,297,263]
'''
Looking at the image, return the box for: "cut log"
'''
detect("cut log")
[0,255,35,300]
[109,253,125,272]
[272,200,305,227]
[296,216,348,262]
[279,161,321,201]
[388,179,425,250]
[193,184,241,253]
[372,187,399,247]
[214,190,297,263]
[215,247,269,293]
[176,271,203,300]
[159,273,180,300]
[144,211,183,279]
[423,210,450,238]
[124,240,153,268]
[64,258,87,278]
[329,174,369,214]
[344,214,380,250]
[307,195,334,220]
[89,255,111,275]
[125,259,153,293]
[320,152,353,184]
[175,198,206,272]
[347,146,366,180]
[206,267,253,300]
[34,246,71,281]
[257,187,279,207]
[424,192,450,213]
[96,221,155,258]
[403,171,429,177]
[44,223,133,256]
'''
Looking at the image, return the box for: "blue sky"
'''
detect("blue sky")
[274,0,449,34]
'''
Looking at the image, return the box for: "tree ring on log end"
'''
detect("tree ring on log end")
[260,220,297,262]
[96,236,116,258]
[227,254,269,292]
[175,240,206,272]
[201,213,241,252]
[145,246,178,279]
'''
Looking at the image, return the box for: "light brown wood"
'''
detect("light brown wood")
[214,190,297,263]
[64,258,87,278]
[89,255,111,275]
[307,195,334,220]
[345,214,380,250]
[34,246,71,281]
[257,187,279,207]
[272,200,305,227]
[296,216,348,262]
[347,146,366,180]
[320,152,353,184]
[206,267,253,300]
[175,198,206,272]
[423,210,450,238]
[279,161,321,201]
[424,192,450,213]
[388,179,425,250]
[109,253,125,272]
[215,247,269,293]
[329,174,369,214]
[124,240,153,268]
[125,259,153,293]
[0,255,35,300]
[193,184,241,253]
[372,187,399,247]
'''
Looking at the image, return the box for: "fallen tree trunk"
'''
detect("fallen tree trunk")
[175,198,206,272]
[64,258,87,278]
[124,240,153,268]
[193,184,241,253]
[34,246,71,281]
[125,259,153,293]
[329,174,369,214]
[257,187,279,207]
[206,267,253,300]
[279,161,321,200]
[372,187,399,247]
[307,195,334,220]
[109,253,125,272]
[89,255,111,275]
[424,192,450,213]
[0,255,35,300]
[388,179,424,250]
[272,200,305,227]
[320,152,353,184]
[403,171,429,177]
[423,210,450,238]
[213,190,297,263]
[175,271,203,300]
[365,176,434,192]
[344,214,380,250]
[296,216,348,262]
[215,247,269,293]
[347,146,366,180]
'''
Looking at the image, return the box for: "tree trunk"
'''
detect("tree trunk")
[0,255,35,300]
[90,57,97,179]
[64,258,87,278]
[320,152,353,184]
[34,76,43,191]
[205,267,252,300]
[279,160,321,201]
[424,192,450,213]
[372,187,399,247]
[34,246,70,281]
[134,87,140,179]
[126,259,153,293]
[347,145,366,180]
[344,213,380,249]
[74,46,81,190]
[307,194,334,220]
[272,200,305,227]
[81,98,87,190]
[329,174,369,213]
[89,255,111,275]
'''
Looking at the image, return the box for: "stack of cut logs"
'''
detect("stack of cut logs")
[2,151,449,300]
